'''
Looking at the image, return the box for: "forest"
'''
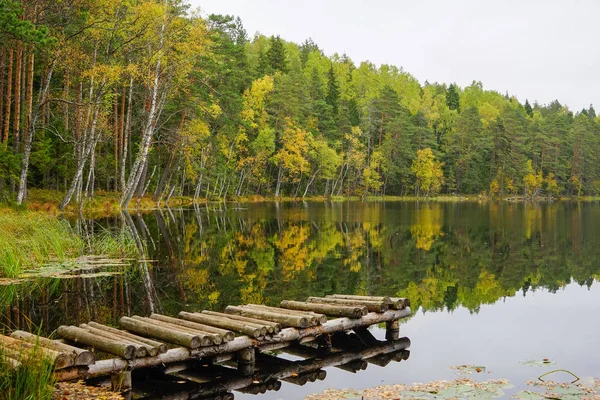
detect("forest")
[1,0,599,209]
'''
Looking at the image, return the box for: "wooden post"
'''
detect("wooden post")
[385,320,400,340]
[237,347,255,376]
[110,369,132,392]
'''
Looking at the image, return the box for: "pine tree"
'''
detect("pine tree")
[266,35,287,73]
[524,99,533,117]
[325,65,339,115]
[446,83,460,112]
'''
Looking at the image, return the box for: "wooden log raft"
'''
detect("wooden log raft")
[0,334,74,370]
[79,324,151,357]
[150,314,235,342]
[56,308,411,381]
[87,322,167,354]
[179,311,263,338]
[326,294,409,309]
[225,306,310,328]
[119,317,203,349]
[10,330,95,366]
[307,297,388,312]
[201,311,281,334]
[57,325,136,360]
[279,300,367,318]
[243,304,327,325]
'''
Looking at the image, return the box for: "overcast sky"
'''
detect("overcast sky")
[190,0,599,112]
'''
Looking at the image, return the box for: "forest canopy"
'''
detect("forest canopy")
[1,0,598,207]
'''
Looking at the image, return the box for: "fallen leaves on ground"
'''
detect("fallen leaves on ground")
[52,381,124,400]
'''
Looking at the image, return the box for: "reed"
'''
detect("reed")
[0,209,82,278]
[0,335,55,400]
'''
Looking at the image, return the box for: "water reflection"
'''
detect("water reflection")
[2,201,600,335]
[129,335,410,400]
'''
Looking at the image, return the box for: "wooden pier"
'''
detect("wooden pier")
[0,295,411,395]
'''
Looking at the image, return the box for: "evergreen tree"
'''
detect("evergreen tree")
[325,65,340,115]
[446,83,460,112]
[524,99,533,117]
[265,35,288,73]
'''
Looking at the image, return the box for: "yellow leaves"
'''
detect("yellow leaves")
[273,119,311,182]
[242,76,274,129]
[411,148,444,196]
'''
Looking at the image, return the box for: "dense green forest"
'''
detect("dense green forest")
[1,0,599,208]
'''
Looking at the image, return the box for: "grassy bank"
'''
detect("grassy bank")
[0,209,82,278]
[0,207,138,278]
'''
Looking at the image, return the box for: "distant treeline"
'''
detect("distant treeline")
[1,0,598,207]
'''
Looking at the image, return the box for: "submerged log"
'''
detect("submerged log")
[10,330,95,365]
[119,317,202,349]
[243,304,327,325]
[150,314,234,342]
[0,334,74,370]
[87,322,167,354]
[279,300,367,318]
[225,306,309,328]
[178,312,262,338]
[79,324,150,357]
[201,311,281,334]
[134,316,220,345]
[307,297,388,312]
[58,325,136,360]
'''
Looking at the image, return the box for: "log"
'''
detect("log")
[0,336,74,370]
[307,297,388,312]
[119,317,202,349]
[335,359,368,373]
[201,310,280,334]
[80,324,149,357]
[10,330,95,365]
[58,326,136,360]
[327,294,392,304]
[225,306,309,328]
[178,312,262,338]
[87,322,167,354]
[130,316,215,346]
[243,304,327,325]
[150,314,234,342]
[0,334,74,370]
[280,300,367,318]
[163,313,236,341]
[328,295,409,309]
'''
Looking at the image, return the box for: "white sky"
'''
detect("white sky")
[190,0,600,111]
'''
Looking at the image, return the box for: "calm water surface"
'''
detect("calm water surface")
[2,201,599,398]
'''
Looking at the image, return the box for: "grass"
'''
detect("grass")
[0,339,55,400]
[0,209,82,279]
[0,208,139,278]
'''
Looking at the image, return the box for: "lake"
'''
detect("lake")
[2,200,599,398]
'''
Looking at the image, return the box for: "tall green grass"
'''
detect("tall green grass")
[0,340,55,400]
[0,209,82,278]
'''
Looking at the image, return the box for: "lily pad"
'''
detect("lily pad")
[520,358,557,367]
